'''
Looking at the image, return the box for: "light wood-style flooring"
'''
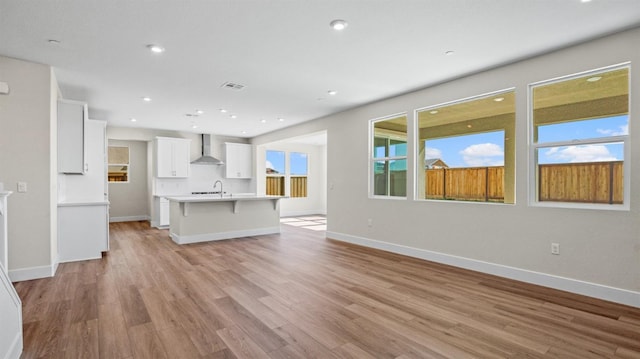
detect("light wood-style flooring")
[15,221,640,358]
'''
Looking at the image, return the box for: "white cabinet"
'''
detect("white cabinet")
[58,99,87,174]
[62,120,107,202]
[155,137,190,178]
[152,196,171,228]
[58,203,109,262]
[159,197,170,226]
[225,142,252,179]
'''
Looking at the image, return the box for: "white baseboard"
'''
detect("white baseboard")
[171,226,281,245]
[326,231,640,308]
[8,264,55,282]
[281,209,326,217]
[109,215,150,223]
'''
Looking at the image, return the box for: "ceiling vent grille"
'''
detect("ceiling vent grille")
[221,82,245,91]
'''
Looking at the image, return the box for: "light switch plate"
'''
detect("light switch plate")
[17,181,27,193]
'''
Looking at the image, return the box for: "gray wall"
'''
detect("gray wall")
[0,55,57,276]
[252,28,640,306]
[108,140,149,221]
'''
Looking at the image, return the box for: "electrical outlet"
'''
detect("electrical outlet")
[367,218,373,227]
[551,243,560,255]
[17,181,27,193]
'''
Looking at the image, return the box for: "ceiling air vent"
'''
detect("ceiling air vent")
[221,82,245,91]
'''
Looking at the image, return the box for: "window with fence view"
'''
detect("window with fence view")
[266,150,285,195]
[265,150,309,197]
[290,152,308,198]
[417,90,515,203]
[371,114,407,197]
[531,66,628,206]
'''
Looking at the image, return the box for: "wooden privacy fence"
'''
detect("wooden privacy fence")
[266,176,307,197]
[290,176,307,198]
[426,166,504,202]
[266,176,285,196]
[538,161,623,204]
[425,160,623,204]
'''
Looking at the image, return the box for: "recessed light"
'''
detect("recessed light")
[130,118,137,122]
[430,110,438,114]
[328,90,337,95]
[581,0,592,3]
[586,76,602,82]
[219,109,227,113]
[230,114,237,119]
[196,109,204,114]
[278,118,285,122]
[192,125,198,129]
[467,124,472,128]
[445,50,455,56]
[142,97,152,102]
[330,19,348,31]
[493,97,505,102]
[147,44,165,53]
[241,131,247,134]
[260,119,267,123]
[47,39,61,45]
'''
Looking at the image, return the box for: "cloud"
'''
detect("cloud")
[424,147,442,159]
[459,143,504,166]
[543,145,618,163]
[597,124,628,136]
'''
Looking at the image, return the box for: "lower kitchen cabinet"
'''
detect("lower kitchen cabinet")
[58,202,109,262]
[152,196,170,228]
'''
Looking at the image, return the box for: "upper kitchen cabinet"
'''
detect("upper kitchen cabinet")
[154,137,191,178]
[58,99,87,174]
[224,142,252,179]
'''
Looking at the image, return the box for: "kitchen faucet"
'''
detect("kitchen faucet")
[213,180,223,198]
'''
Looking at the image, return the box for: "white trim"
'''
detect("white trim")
[170,226,281,245]
[4,331,22,359]
[109,215,150,223]
[326,231,640,308]
[58,255,102,264]
[1,262,22,359]
[280,209,326,217]
[8,264,55,282]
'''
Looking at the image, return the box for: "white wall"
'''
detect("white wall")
[256,142,327,216]
[252,28,640,307]
[108,140,149,221]
[0,56,57,280]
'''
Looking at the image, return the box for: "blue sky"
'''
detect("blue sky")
[266,151,308,175]
[425,115,628,167]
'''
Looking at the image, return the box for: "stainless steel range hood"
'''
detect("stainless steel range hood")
[191,134,224,165]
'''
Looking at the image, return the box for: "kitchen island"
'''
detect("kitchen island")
[164,194,287,244]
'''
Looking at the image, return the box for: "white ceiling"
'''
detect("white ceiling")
[1,1,639,139]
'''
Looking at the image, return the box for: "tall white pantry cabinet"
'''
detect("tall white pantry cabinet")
[57,101,109,263]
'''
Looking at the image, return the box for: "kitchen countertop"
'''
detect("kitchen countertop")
[164,194,287,203]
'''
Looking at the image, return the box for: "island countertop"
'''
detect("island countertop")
[164,194,287,203]
[166,194,286,245]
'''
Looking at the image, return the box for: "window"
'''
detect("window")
[266,150,285,195]
[370,114,407,197]
[108,146,129,183]
[416,90,515,203]
[290,152,308,198]
[530,66,629,207]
